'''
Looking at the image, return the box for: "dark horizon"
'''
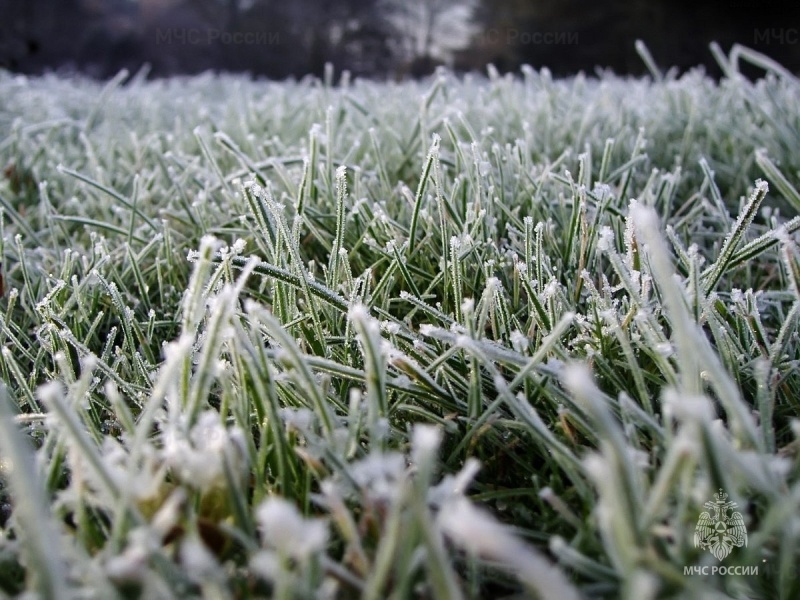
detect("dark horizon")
[1,0,798,80]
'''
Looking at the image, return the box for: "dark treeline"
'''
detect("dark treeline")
[1,0,797,79]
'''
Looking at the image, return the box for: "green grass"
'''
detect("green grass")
[0,43,799,599]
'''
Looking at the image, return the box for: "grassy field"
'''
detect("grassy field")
[0,44,799,599]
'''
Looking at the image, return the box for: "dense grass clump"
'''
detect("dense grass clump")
[0,44,799,598]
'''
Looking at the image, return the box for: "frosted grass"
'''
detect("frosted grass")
[0,44,799,597]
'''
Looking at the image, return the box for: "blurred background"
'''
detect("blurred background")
[0,0,797,79]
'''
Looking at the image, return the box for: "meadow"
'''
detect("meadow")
[0,43,799,599]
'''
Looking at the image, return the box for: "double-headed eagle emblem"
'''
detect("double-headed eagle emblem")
[694,489,748,561]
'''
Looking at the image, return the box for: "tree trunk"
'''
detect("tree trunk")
[227,0,240,31]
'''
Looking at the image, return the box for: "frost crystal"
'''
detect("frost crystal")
[347,303,370,323]
[412,424,442,462]
[162,411,243,490]
[232,238,247,254]
[419,324,438,336]
[596,226,614,252]
[510,329,528,353]
[381,320,401,335]
[438,497,514,557]
[350,451,406,499]
[180,537,219,582]
[256,497,328,559]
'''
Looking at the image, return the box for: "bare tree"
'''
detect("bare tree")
[379,0,478,70]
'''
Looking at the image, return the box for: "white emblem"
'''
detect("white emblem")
[694,488,747,561]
